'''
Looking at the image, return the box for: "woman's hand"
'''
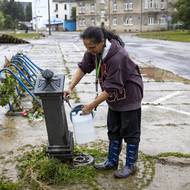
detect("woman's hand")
[81,91,109,114]
[64,88,72,100]
[82,102,96,114]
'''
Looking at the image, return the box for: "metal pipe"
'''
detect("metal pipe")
[9,63,34,88]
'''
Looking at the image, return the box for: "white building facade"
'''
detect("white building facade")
[32,0,55,31]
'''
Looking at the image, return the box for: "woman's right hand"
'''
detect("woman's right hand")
[64,88,72,100]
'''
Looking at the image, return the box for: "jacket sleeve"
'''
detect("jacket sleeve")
[78,52,95,74]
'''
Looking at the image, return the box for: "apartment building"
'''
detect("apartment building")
[76,0,176,32]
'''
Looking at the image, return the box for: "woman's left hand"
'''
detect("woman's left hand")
[82,102,96,114]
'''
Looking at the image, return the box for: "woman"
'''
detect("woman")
[64,26,143,178]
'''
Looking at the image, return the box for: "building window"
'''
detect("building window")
[113,18,117,26]
[155,1,158,9]
[82,6,85,13]
[101,10,105,17]
[124,16,133,25]
[124,17,129,25]
[112,0,117,11]
[160,1,165,10]
[65,15,67,20]
[91,3,95,13]
[79,18,85,27]
[79,5,85,13]
[160,16,166,24]
[56,14,58,18]
[149,0,153,8]
[124,3,129,10]
[82,18,86,26]
[79,19,82,26]
[55,4,58,11]
[113,3,117,11]
[125,0,133,11]
[129,16,133,25]
[144,0,148,9]
[64,4,67,10]
[148,16,155,24]
[91,18,95,25]
[79,7,82,13]
[129,2,133,10]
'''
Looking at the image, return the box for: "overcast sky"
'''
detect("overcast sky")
[15,0,32,2]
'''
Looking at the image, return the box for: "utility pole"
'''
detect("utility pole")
[48,0,51,35]
[140,0,143,32]
[108,0,111,30]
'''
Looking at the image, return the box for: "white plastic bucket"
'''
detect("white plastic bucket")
[70,105,96,144]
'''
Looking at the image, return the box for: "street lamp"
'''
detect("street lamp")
[48,0,51,35]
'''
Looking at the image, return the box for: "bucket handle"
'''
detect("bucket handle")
[70,104,94,122]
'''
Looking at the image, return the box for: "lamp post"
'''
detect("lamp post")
[48,0,51,35]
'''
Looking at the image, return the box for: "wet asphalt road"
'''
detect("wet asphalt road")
[120,34,190,80]
[1,32,189,81]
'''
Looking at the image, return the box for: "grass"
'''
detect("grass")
[8,32,44,39]
[0,178,22,190]
[157,152,190,158]
[15,145,106,189]
[136,30,190,42]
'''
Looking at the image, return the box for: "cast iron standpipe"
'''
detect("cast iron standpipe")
[34,69,74,161]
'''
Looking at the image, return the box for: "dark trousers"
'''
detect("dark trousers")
[107,108,141,144]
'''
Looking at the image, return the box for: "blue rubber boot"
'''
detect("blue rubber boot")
[95,140,122,170]
[114,143,139,178]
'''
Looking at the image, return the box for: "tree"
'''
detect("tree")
[25,3,32,21]
[0,0,25,29]
[71,7,76,21]
[175,0,190,29]
[0,11,5,29]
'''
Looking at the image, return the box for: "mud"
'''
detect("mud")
[140,66,190,84]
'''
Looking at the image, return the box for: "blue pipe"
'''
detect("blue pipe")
[11,59,36,82]
[16,86,22,97]
[9,63,34,88]
[15,56,38,74]
[15,54,43,74]
[17,53,43,72]
[12,58,37,79]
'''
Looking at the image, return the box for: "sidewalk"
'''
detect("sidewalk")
[0,33,190,190]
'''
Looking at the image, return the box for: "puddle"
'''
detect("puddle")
[140,66,190,84]
[0,117,17,142]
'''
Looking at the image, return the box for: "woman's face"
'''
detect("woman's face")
[83,39,104,55]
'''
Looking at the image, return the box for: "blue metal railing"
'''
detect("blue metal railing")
[0,53,43,110]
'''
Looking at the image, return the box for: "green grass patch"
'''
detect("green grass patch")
[9,32,44,39]
[157,152,190,158]
[6,141,190,190]
[16,145,106,189]
[0,178,22,190]
[136,30,190,42]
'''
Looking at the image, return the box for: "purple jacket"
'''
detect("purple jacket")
[78,39,143,111]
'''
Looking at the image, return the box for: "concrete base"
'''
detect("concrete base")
[46,131,74,161]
